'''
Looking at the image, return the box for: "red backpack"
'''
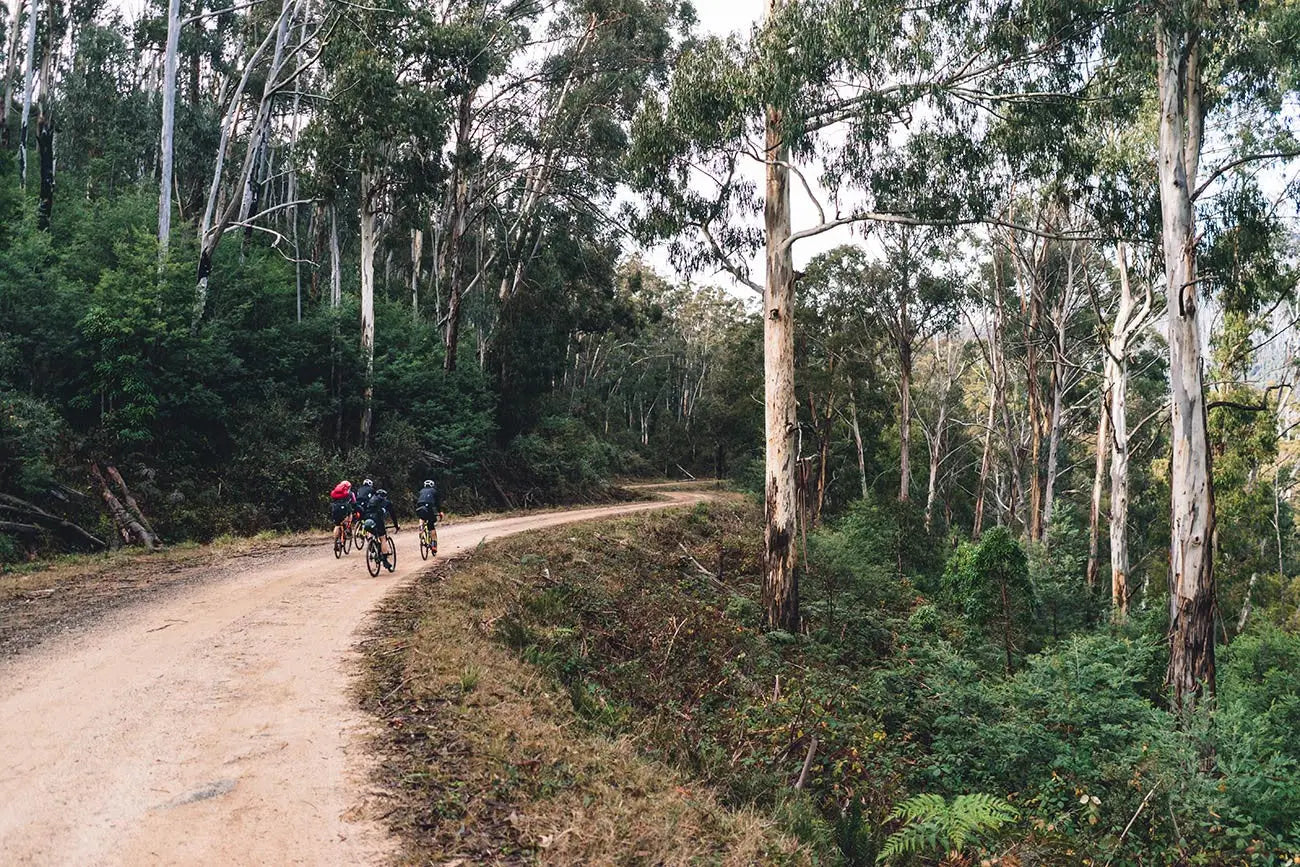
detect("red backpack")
[330,482,351,500]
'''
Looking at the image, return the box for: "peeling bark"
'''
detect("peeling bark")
[1086,389,1109,588]
[762,0,798,632]
[1157,16,1216,708]
[359,167,379,446]
[17,0,36,185]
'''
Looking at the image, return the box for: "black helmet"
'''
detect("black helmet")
[376,489,388,498]
[363,478,374,487]
[423,479,435,488]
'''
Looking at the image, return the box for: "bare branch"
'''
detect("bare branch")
[1191,151,1300,201]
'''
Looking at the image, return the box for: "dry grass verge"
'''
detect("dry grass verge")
[359,515,805,866]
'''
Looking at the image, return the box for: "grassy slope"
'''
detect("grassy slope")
[358,498,809,865]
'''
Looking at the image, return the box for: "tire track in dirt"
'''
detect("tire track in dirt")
[0,489,710,866]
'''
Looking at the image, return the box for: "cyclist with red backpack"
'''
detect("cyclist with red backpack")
[329,480,356,547]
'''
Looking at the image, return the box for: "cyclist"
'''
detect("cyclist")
[361,488,400,564]
[415,479,444,556]
[353,478,376,519]
[329,480,355,544]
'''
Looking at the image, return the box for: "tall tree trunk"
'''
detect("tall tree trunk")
[898,334,912,503]
[1086,388,1109,588]
[193,0,294,328]
[1041,245,1079,542]
[1040,363,1064,540]
[973,380,996,538]
[157,0,180,258]
[329,204,342,307]
[359,168,378,446]
[1,0,22,147]
[441,87,476,372]
[924,340,955,532]
[1025,303,1044,539]
[287,13,306,322]
[849,393,868,500]
[1108,344,1131,619]
[410,227,422,322]
[17,0,35,185]
[35,109,52,228]
[1157,16,1216,708]
[924,399,948,533]
[1107,243,1144,620]
[990,253,1024,529]
[762,0,798,632]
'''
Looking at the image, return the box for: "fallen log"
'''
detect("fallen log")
[0,494,108,551]
[105,466,159,540]
[90,464,161,550]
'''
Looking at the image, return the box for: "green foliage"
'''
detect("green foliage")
[878,793,1017,862]
[944,526,1035,668]
[0,391,63,495]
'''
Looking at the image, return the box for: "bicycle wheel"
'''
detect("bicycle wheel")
[353,518,366,548]
[343,521,354,554]
[334,532,343,559]
[365,538,382,577]
[383,536,396,573]
[419,525,429,561]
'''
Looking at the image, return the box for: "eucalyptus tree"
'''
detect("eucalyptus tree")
[192,0,329,327]
[628,0,1104,627]
[1,0,21,145]
[427,0,686,373]
[16,0,34,183]
[1129,0,1300,707]
[158,0,182,257]
[308,0,457,442]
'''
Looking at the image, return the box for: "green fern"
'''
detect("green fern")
[877,792,1018,862]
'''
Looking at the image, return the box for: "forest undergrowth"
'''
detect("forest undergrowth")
[365,499,1300,865]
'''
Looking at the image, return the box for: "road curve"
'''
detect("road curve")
[0,489,708,866]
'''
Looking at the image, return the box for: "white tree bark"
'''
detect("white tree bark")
[17,0,36,185]
[1,0,23,144]
[762,0,797,632]
[157,0,181,258]
[923,338,957,532]
[1106,243,1150,619]
[849,393,868,500]
[1086,388,1109,589]
[329,204,342,308]
[410,227,422,321]
[193,0,295,327]
[359,168,379,445]
[1156,17,1216,707]
[973,379,997,538]
[898,327,912,503]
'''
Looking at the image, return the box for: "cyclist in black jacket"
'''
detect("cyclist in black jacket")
[415,479,444,556]
[362,488,399,539]
[415,480,442,521]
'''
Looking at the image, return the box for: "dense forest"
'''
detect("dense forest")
[2,0,1299,860]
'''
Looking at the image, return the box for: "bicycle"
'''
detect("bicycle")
[352,510,367,550]
[418,518,438,561]
[362,522,397,577]
[333,511,356,558]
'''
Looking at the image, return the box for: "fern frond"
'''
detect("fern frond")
[878,792,1018,863]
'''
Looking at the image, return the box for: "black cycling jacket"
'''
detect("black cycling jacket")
[416,484,441,512]
[354,484,376,509]
[363,496,399,533]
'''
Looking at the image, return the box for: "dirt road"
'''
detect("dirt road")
[0,490,708,866]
